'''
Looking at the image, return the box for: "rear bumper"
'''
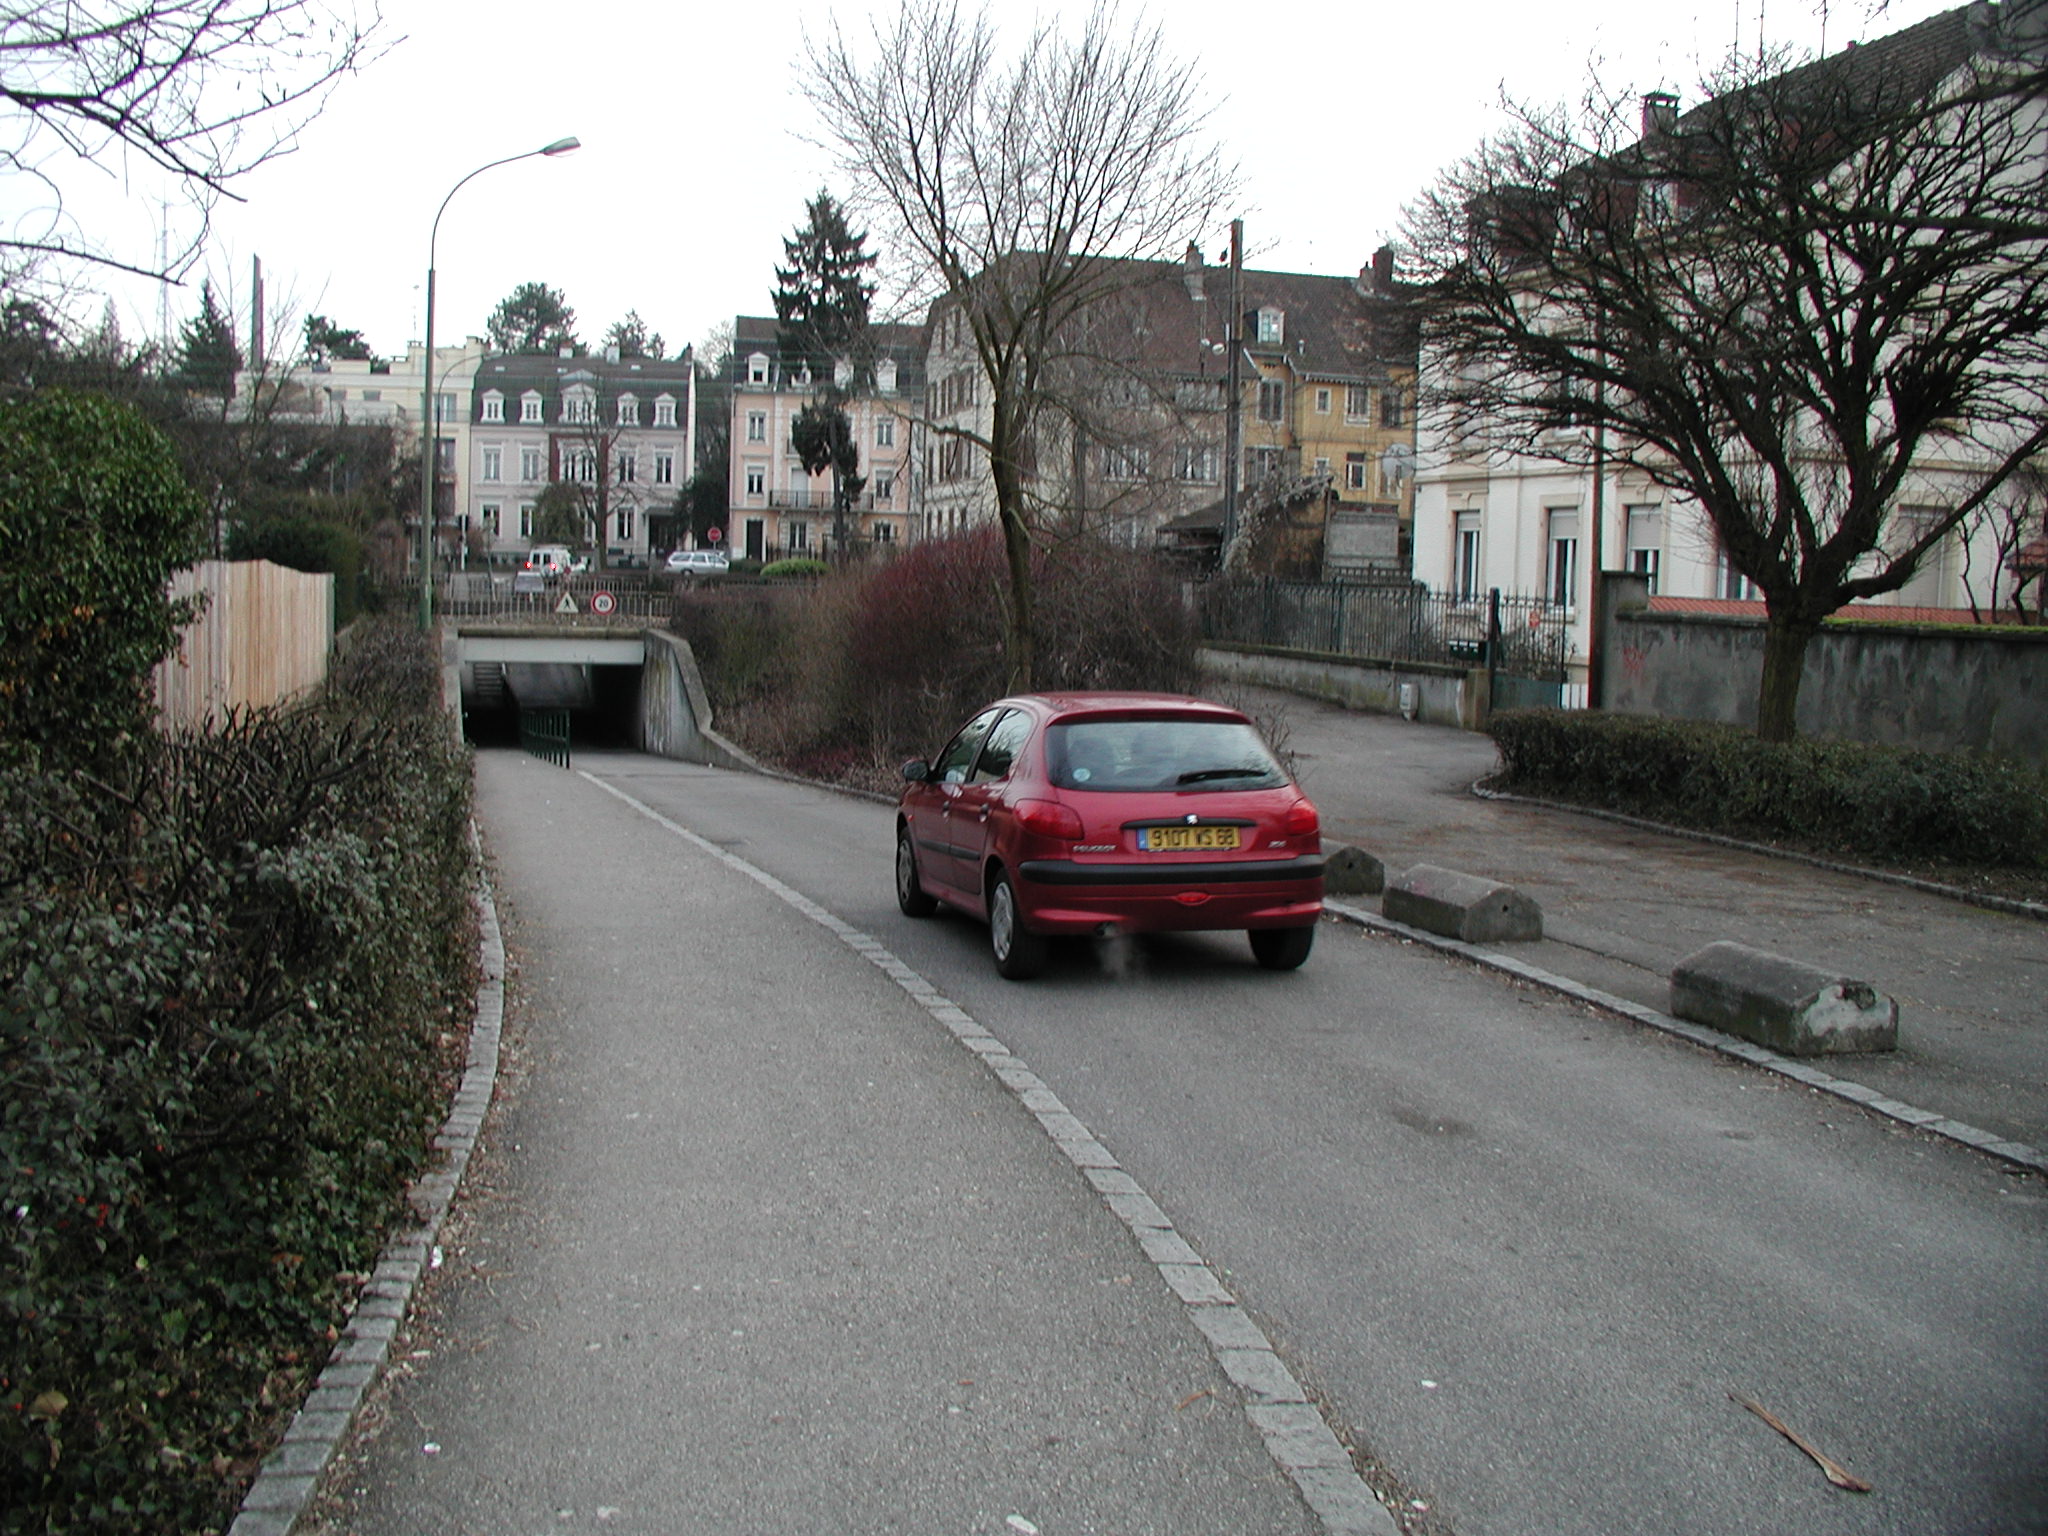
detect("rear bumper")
[1017,854,1325,886]
[1013,856,1325,936]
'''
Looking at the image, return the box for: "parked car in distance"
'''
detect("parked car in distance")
[666,548,731,575]
[896,693,1325,979]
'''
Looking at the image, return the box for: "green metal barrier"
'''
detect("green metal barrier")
[520,708,571,769]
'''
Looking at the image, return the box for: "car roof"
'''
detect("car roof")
[994,691,1251,723]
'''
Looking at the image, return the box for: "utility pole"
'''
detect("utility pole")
[1586,312,1608,708]
[1221,218,1244,564]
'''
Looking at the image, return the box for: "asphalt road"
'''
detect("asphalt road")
[320,745,2047,1536]
[1239,685,2048,1153]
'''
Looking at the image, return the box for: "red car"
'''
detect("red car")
[895,693,1325,978]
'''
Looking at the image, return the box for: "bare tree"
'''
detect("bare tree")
[1406,10,2048,739]
[1960,461,2048,625]
[0,0,386,292]
[802,0,1236,688]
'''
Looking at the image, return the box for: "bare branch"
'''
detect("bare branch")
[0,0,387,289]
[1407,10,2048,735]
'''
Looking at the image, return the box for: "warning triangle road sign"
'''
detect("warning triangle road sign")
[555,594,578,614]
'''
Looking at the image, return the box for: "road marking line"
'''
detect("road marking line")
[580,769,1398,1536]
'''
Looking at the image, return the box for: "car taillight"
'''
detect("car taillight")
[1016,799,1084,840]
[1284,798,1321,837]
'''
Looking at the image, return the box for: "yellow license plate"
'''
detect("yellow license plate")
[1140,825,1241,852]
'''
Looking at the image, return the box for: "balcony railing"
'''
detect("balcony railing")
[766,489,898,511]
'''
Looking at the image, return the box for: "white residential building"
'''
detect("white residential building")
[1413,1,2046,693]
[466,348,697,567]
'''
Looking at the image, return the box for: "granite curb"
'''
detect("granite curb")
[1322,899,2048,1176]
[226,832,507,1536]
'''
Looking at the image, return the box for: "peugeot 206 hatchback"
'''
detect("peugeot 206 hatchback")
[895,693,1325,979]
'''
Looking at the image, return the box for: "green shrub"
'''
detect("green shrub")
[0,620,475,1534]
[1489,709,2048,870]
[757,557,831,580]
[0,390,211,760]
[227,517,366,625]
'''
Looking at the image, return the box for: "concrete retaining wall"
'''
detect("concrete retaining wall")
[1599,573,2048,766]
[1200,644,1488,731]
[639,629,761,772]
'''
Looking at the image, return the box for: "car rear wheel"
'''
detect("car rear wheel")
[988,869,1047,980]
[1249,924,1315,971]
[896,828,938,917]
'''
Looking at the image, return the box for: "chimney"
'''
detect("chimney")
[1183,240,1206,301]
[1372,246,1394,292]
[1642,91,1678,139]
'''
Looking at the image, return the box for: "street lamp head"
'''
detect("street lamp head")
[541,136,581,156]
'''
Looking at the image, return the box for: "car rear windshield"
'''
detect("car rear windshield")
[1045,717,1287,792]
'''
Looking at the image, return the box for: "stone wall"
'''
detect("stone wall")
[1597,573,2048,766]
[1198,644,1488,731]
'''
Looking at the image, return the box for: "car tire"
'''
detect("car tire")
[896,828,938,918]
[1249,924,1315,971]
[988,869,1047,980]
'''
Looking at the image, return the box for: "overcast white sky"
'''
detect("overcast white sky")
[79,0,1956,362]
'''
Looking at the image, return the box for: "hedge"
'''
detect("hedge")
[0,621,476,1534]
[1488,709,2048,870]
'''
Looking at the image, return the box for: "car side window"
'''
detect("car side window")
[932,708,1002,784]
[968,709,1033,785]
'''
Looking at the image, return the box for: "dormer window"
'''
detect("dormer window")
[834,358,854,390]
[747,352,769,384]
[1256,307,1285,346]
[876,358,898,394]
[654,394,677,427]
[563,388,596,425]
[482,391,504,423]
[520,391,543,424]
[617,393,639,426]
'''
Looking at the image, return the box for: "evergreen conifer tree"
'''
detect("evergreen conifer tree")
[175,281,241,399]
[772,190,876,379]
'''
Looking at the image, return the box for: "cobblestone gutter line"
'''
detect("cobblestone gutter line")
[1323,899,2048,1177]
[582,771,1401,1536]
[226,836,508,1536]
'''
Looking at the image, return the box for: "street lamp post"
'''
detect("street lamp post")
[419,136,580,630]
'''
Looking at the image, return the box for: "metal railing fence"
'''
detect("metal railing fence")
[1196,576,1568,681]
[520,708,571,768]
[433,570,670,622]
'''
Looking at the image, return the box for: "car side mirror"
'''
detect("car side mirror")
[900,759,931,783]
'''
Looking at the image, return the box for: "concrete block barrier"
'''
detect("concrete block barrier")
[1671,941,1899,1056]
[1383,863,1543,943]
[1323,844,1385,897]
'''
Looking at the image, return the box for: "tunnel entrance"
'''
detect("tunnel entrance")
[462,660,644,754]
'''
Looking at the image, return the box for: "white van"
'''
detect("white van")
[523,545,580,576]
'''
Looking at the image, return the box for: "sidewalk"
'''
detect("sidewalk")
[305,751,1337,1536]
[1245,686,2048,1158]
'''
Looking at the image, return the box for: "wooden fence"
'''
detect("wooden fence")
[154,560,335,728]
